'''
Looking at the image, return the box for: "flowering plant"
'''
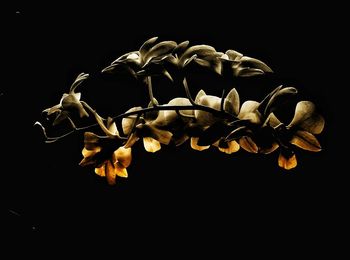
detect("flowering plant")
[35,37,325,185]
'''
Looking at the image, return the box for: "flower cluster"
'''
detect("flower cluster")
[36,37,325,185]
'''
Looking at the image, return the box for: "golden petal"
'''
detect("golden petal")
[114,146,132,168]
[95,165,106,177]
[290,130,322,152]
[115,162,128,178]
[190,137,210,151]
[239,136,258,153]
[278,153,297,170]
[82,147,101,157]
[105,160,117,185]
[218,140,240,154]
[143,137,161,153]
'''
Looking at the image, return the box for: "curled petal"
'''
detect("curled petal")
[179,45,216,67]
[278,153,297,170]
[143,137,161,153]
[190,137,210,151]
[69,73,89,93]
[139,36,159,58]
[290,130,322,152]
[143,41,177,64]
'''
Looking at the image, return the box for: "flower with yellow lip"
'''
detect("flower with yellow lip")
[122,106,173,153]
[79,118,132,185]
[266,101,325,170]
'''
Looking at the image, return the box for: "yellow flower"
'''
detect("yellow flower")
[266,101,325,170]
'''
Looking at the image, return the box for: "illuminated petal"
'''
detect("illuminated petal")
[179,45,216,67]
[195,89,206,103]
[239,136,258,153]
[43,104,61,115]
[61,93,89,118]
[146,125,173,145]
[190,137,210,151]
[82,147,100,157]
[95,165,106,177]
[195,95,222,126]
[122,107,142,135]
[143,41,177,64]
[238,101,261,125]
[114,146,132,168]
[115,162,128,178]
[69,73,89,93]
[278,153,297,170]
[107,119,119,136]
[53,111,68,126]
[165,97,194,118]
[290,130,321,152]
[265,112,282,128]
[225,50,243,61]
[105,160,117,185]
[288,101,325,134]
[143,137,161,153]
[224,88,240,116]
[217,140,240,154]
[139,36,158,58]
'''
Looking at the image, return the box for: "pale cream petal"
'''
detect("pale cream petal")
[143,137,161,153]
[290,130,321,152]
[218,140,240,154]
[278,153,297,170]
[95,165,106,177]
[114,146,132,167]
[108,122,119,136]
[238,101,261,124]
[190,137,210,151]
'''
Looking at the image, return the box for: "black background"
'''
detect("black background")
[3,2,343,254]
